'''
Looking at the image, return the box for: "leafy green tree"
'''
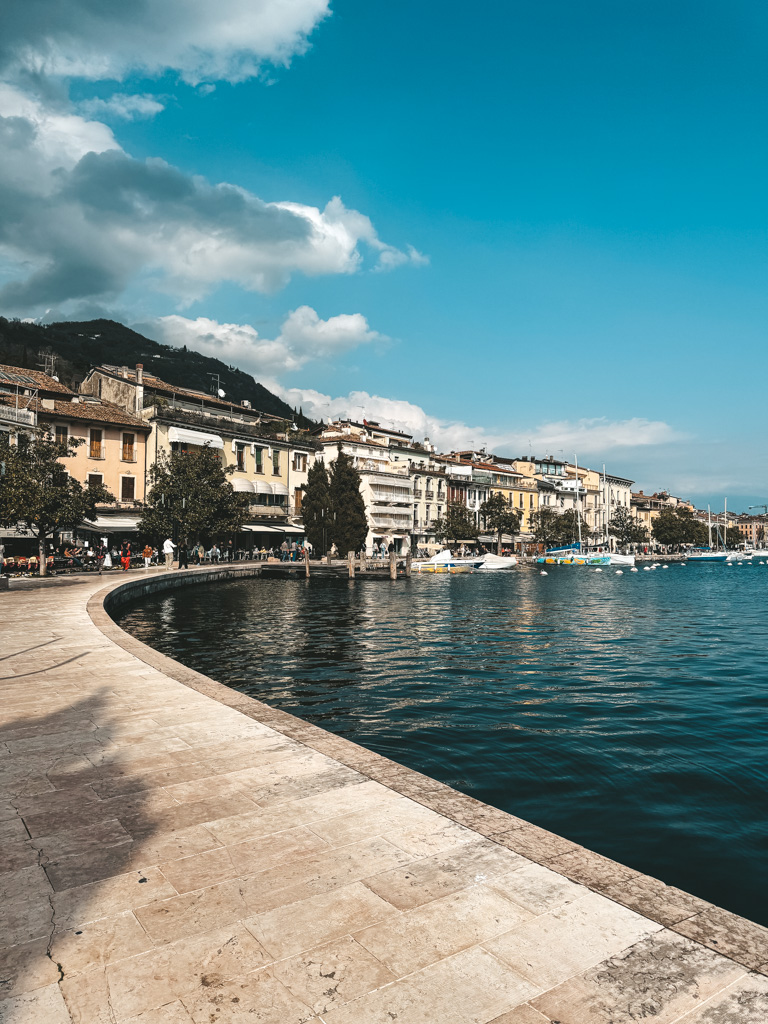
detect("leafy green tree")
[139,448,248,543]
[301,459,332,555]
[432,501,479,543]
[608,506,649,548]
[328,446,367,555]
[0,429,113,575]
[552,509,590,546]
[479,491,521,553]
[652,507,708,548]
[529,508,561,550]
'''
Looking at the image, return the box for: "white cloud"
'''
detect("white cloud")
[151,307,383,377]
[1,0,331,85]
[79,93,166,122]
[266,382,682,462]
[0,88,425,310]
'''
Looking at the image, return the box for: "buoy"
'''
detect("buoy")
[630,567,638,572]
[643,566,651,571]
[615,570,623,575]
[662,565,668,569]
[594,568,603,572]
[540,570,548,575]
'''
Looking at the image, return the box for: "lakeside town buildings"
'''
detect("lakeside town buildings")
[2,360,766,556]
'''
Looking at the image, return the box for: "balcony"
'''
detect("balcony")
[121,445,136,462]
[89,443,103,460]
[425,490,435,500]
[413,488,423,498]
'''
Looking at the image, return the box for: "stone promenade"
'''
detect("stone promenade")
[1,566,768,1024]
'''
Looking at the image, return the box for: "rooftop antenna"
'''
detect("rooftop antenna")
[208,373,225,398]
[37,350,57,377]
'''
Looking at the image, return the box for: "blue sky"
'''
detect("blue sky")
[1,0,766,507]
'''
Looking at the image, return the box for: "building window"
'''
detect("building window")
[272,450,280,475]
[120,476,135,502]
[121,432,135,462]
[54,425,68,445]
[254,448,263,474]
[89,429,103,459]
[235,443,246,472]
[292,453,307,472]
[87,473,103,489]
[529,494,534,508]
[293,487,303,512]
[519,494,524,508]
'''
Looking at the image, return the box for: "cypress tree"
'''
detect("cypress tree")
[329,445,368,555]
[301,459,332,554]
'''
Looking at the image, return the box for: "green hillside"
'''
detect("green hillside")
[0,317,313,426]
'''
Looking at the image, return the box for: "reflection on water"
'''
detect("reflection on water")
[118,564,768,925]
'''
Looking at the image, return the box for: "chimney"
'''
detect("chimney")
[121,366,129,379]
[135,363,144,415]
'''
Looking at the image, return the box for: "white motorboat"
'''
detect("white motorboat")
[412,550,484,573]
[478,552,518,570]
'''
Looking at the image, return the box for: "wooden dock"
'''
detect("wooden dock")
[260,554,411,580]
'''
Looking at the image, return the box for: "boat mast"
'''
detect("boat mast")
[574,453,582,549]
[724,497,727,550]
[708,505,712,548]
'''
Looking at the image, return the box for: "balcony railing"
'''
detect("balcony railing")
[413,488,423,498]
[89,443,103,459]
[425,490,434,500]
[122,445,135,462]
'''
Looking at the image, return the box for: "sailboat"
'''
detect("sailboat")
[687,503,728,562]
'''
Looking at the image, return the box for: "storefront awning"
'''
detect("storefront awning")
[81,515,140,532]
[168,426,224,449]
[241,524,282,533]
[231,479,255,493]
[253,480,273,495]
[271,482,289,496]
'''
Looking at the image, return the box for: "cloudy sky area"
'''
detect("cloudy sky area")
[0,1,765,506]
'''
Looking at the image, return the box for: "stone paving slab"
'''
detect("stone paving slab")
[1,564,767,1024]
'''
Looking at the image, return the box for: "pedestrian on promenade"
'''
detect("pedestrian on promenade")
[142,543,153,568]
[120,539,132,572]
[290,540,297,561]
[197,542,205,564]
[330,542,338,558]
[226,540,234,562]
[95,541,106,575]
[162,537,176,569]
[210,544,220,563]
[177,541,189,570]
[0,541,6,576]
[280,540,289,561]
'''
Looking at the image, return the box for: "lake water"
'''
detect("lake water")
[117,562,768,925]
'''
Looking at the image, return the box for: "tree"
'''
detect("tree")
[0,429,114,576]
[608,506,649,548]
[301,459,331,554]
[552,509,590,546]
[479,492,521,553]
[652,507,708,548]
[432,501,479,543]
[139,447,249,543]
[328,446,367,555]
[529,508,561,550]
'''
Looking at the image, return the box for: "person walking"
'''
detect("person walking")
[177,540,189,570]
[280,540,289,561]
[162,537,176,570]
[142,542,153,569]
[120,539,132,572]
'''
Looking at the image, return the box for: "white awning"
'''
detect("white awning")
[241,524,282,533]
[81,515,140,532]
[253,480,273,495]
[274,524,305,534]
[168,426,224,449]
[231,479,255,493]
[271,482,289,496]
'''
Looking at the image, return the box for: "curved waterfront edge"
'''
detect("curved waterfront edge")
[93,565,768,976]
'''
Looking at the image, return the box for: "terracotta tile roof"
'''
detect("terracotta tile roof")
[93,365,280,420]
[0,394,149,430]
[0,363,74,396]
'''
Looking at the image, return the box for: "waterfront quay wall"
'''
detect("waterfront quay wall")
[1,565,767,1022]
